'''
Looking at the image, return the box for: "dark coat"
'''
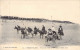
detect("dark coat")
[34,27,37,34]
[58,27,64,36]
[42,26,45,32]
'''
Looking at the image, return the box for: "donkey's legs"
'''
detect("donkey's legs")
[23,34,25,38]
[47,38,48,42]
[31,32,34,38]
[31,33,34,38]
[40,34,41,38]
[34,34,36,36]
[60,35,62,40]
[52,38,56,44]
[21,34,23,39]
[42,34,44,39]
[17,30,19,34]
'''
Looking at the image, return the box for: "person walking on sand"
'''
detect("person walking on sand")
[34,26,37,36]
[58,25,64,40]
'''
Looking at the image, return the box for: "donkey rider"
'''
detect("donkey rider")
[42,25,46,34]
[51,26,56,36]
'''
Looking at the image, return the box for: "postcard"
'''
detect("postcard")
[0,0,80,50]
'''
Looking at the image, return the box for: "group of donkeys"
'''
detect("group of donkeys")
[14,25,47,38]
[14,25,64,42]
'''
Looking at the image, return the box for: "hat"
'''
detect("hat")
[60,25,62,27]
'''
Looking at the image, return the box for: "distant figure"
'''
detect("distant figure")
[34,26,37,36]
[42,25,45,33]
[58,25,64,40]
[58,25,64,36]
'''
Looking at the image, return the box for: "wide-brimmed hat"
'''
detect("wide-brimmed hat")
[60,25,62,27]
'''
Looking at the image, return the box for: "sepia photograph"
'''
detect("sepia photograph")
[0,0,80,50]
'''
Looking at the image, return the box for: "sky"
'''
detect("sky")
[0,0,80,24]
